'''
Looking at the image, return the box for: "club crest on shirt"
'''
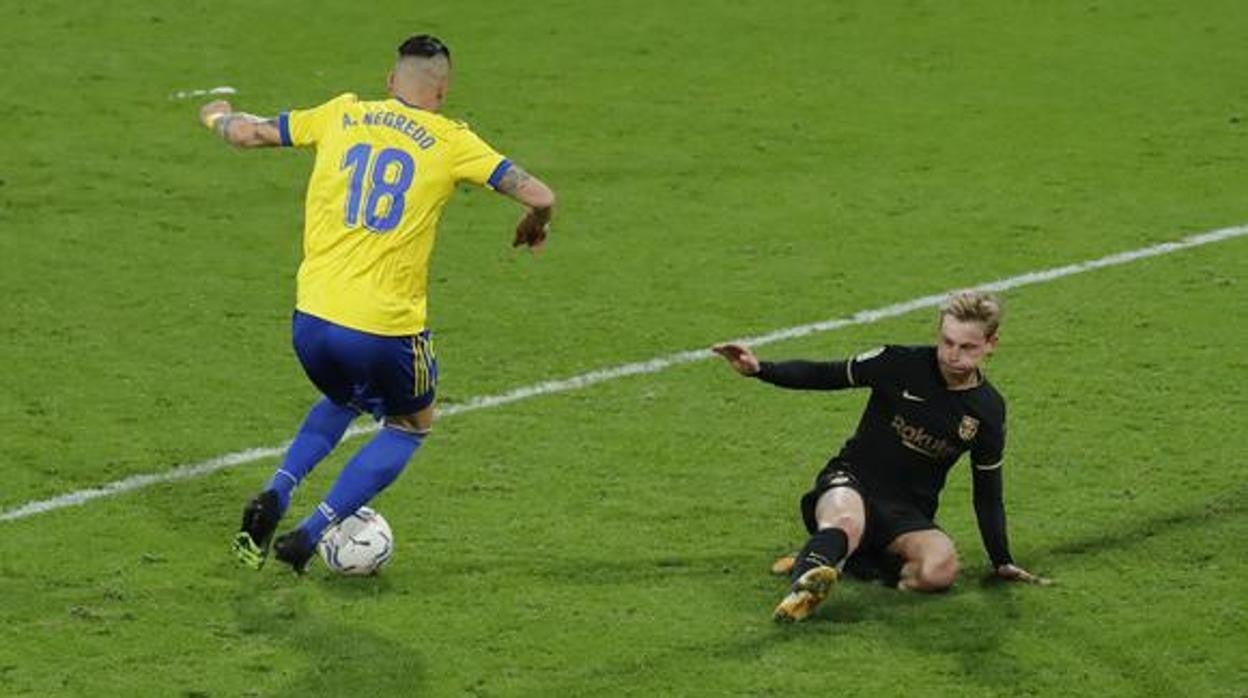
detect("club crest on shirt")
[958,415,980,442]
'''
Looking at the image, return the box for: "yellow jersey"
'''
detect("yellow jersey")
[278,93,510,335]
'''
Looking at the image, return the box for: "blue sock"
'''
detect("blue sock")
[267,398,358,513]
[296,426,423,543]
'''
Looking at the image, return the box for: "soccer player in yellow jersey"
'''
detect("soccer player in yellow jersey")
[198,35,556,572]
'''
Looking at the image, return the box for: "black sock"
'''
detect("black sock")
[791,528,849,582]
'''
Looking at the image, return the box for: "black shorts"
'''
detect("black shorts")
[799,460,940,580]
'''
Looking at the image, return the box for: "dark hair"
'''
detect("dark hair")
[398,34,451,64]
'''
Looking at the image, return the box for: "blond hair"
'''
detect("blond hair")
[939,290,1003,337]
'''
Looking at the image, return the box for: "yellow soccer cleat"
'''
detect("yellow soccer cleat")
[770,553,797,576]
[233,532,267,570]
[773,565,839,623]
[232,490,281,570]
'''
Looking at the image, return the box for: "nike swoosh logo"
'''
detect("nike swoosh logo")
[901,390,926,402]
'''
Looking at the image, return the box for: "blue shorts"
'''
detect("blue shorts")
[291,311,438,419]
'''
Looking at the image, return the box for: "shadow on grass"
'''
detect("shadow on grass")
[230,575,425,697]
[427,549,751,588]
[979,484,1248,696]
[1042,483,1245,559]
[527,488,1247,695]
[213,488,1242,696]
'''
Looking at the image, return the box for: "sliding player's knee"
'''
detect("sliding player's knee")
[918,552,959,591]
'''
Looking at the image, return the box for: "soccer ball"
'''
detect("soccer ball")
[317,506,394,575]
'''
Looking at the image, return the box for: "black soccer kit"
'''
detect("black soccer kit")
[755,344,1013,567]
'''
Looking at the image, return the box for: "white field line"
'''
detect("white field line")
[3,224,1245,523]
[170,86,237,100]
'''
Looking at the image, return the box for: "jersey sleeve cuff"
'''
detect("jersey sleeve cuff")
[486,158,512,190]
[277,111,293,147]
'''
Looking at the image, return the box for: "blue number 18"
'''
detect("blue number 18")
[340,143,416,233]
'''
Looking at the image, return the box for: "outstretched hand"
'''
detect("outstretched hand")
[996,563,1053,586]
[513,209,549,251]
[199,100,232,129]
[711,343,761,376]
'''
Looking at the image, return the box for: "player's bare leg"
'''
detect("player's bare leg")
[888,529,959,592]
[385,405,435,435]
[774,486,864,622]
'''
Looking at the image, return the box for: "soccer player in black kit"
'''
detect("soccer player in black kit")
[713,291,1048,622]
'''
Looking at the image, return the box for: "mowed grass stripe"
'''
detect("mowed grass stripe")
[3,223,1244,524]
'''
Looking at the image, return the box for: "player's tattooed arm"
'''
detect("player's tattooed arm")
[495,164,532,194]
[497,165,554,209]
[220,114,283,147]
[496,163,556,250]
[199,100,283,148]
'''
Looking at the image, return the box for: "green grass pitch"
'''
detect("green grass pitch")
[1,1,1246,695]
